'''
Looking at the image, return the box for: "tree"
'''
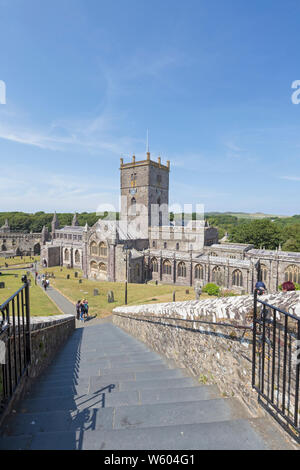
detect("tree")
[281,224,300,252]
[229,219,284,250]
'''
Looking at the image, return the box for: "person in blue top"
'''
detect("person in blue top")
[255,281,266,295]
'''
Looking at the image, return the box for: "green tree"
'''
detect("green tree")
[229,219,283,250]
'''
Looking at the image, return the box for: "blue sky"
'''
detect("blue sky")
[0,0,300,215]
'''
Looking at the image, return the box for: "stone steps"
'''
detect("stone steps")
[0,321,295,450]
[16,384,222,414]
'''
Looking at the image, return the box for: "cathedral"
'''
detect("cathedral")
[40,153,300,294]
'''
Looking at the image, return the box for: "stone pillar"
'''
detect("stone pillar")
[173,255,176,284]
[159,252,163,282]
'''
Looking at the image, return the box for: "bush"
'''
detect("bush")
[279,283,300,291]
[202,283,220,296]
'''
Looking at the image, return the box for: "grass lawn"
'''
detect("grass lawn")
[41,266,213,317]
[0,255,40,268]
[0,270,61,316]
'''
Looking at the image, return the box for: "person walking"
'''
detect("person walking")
[80,300,86,322]
[76,300,81,321]
[83,299,89,320]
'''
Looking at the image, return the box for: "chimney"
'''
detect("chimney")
[132,155,136,164]
[147,152,150,161]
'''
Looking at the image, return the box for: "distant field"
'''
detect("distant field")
[41,266,212,317]
[205,212,289,219]
[0,269,61,316]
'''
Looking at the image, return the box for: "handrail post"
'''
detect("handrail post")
[22,275,31,367]
[252,288,257,388]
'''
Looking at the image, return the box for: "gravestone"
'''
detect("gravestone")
[194,281,202,300]
[93,288,99,296]
[74,272,78,278]
[0,282,5,289]
[79,279,82,284]
[173,291,176,302]
[67,274,70,280]
[185,289,189,294]
[107,291,114,303]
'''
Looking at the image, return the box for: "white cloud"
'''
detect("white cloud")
[280,176,300,182]
[0,165,120,212]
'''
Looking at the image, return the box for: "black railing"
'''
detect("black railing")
[0,276,31,412]
[252,290,300,442]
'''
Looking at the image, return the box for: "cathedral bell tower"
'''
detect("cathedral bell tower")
[120,153,170,236]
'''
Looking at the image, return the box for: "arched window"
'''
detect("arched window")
[90,261,98,271]
[99,263,107,273]
[232,269,243,287]
[195,264,204,280]
[212,266,223,286]
[64,249,69,261]
[99,242,107,257]
[176,243,179,251]
[152,241,156,248]
[151,257,158,273]
[284,265,300,284]
[75,250,80,264]
[164,242,167,249]
[260,264,268,283]
[177,262,186,277]
[130,197,136,216]
[163,259,172,275]
[90,241,98,256]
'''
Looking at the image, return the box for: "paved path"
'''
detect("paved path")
[0,275,296,449]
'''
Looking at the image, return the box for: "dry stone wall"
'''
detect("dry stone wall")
[113,291,300,416]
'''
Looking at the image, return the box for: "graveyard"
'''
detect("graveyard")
[39,265,213,317]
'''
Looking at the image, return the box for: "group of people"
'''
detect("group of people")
[76,299,89,322]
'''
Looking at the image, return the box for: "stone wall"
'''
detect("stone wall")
[0,314,75,426]
[28,314,75,378]
[113,291,300,417]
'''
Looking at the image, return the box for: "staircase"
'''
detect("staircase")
[0,321,295,450]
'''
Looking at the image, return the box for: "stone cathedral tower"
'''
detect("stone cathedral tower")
[120,152,170,234]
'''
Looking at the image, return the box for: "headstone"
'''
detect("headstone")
[75,272,78,278]
[93,288,99,296]
[194,281,202,300]
[185,289,189,294]
[79,279,82,284]
[0,282,5,289]
[67,274,70,280]
[107,291,114,303]
[155,280,158,285]
[173,291,176,302]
